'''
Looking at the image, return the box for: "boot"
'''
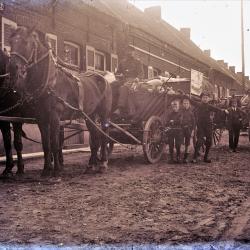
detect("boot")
[204,146,212,163]
[183,153,188,163]
[168,153,174,164]
[176,154,181,164]
[204,157,212,163]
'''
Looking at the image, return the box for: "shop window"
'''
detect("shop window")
[64,41,80,67]
[46,33,57,55]
[1,17,17,52]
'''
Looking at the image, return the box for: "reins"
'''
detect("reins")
[9,37,142,150]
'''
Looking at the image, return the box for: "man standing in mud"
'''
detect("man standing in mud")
[191,92,224,163]
[113,46,144,118]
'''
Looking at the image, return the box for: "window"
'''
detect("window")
[214,84,218,99]
[148,66,154,79]
[64,41,80,67]
[111,54,118,73]
[95,51,105,71]
[86,45,95,71]
[46,33,57,55]
[86,45,106,72]
[153,69,159,78]
[1,17,17,52]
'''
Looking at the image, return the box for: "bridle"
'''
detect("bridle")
[10,44,50,70]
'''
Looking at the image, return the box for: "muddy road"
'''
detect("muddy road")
[0,134,249,245]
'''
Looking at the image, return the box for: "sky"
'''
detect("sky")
[129,0,250,77]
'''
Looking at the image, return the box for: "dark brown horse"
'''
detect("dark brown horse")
[10,27,112,176]
[0,48,24,177]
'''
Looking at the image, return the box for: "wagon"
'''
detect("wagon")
[100,77,225,164]
[0,77,225,165]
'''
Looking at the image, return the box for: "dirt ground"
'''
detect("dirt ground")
[0,133,249,246]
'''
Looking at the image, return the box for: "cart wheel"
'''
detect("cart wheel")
[213,128,223,145]
[89,136,114,161]
[143,116,164,164]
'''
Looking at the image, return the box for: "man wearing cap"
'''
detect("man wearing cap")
[227,98,246,152]
[113,47,144,118]
[191,92,224,163]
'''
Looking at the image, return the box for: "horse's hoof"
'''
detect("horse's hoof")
[84,165,97,174]
[16,168,24,176]
[41,169,52,177]
[52,170,60,178]
[98,161,108,173]
[0,170,14,179]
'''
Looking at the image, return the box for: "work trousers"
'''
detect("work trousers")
[229,125,241,150]
[168,128,182,157]
[193,125,212,159]
[182,127,192,154]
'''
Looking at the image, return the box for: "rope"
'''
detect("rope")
[0,100,23,115]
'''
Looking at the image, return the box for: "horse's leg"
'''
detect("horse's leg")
[0,123,14,176]
[86,117,99,172]
[37,120,52,177]
[99,117,109,172]
[58,125,64,168]
[50,112,61,176]
[12,123,24,175]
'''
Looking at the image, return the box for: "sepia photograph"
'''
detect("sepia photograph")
[0,0,249,249]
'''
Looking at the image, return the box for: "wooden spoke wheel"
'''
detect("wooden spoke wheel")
[213,128,223,145]
[143,116,164,164]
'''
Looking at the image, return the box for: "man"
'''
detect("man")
[165,100,183,164]
[113,47,144,117]
[191,92,224,163]
[229,89,241,107]
[181,97,195,163]
[227,99,245,152]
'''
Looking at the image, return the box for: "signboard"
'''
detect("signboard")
[190,69,203,96]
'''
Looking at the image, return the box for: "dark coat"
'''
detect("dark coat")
[117,55,144,79]
[191,99,223,128]
[227,107,245,129]
[181,108,195,130]
[166,111,182,128]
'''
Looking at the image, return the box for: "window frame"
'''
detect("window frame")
[45,33,57,55]
[1,17,17,52]
[86,45,106,72]
[148,66,154,79]
[95,50,106,72]
[86,45,95,71]
[63,41,80,67]
[111,53,118,73]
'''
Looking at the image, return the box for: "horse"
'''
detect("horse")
[9,27,112,177]
[0,48,24,177]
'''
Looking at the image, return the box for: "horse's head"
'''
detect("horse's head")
[9,26,41,91]
[0,48,18,90]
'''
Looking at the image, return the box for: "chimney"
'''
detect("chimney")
[144,6,161,20]
[217,60,224,66]
[245,76,249,81]
[237,72,243,79]
[204,49,211,57]
[229,66,235,73]
[224,62,228,68]
[180,28,191,39]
